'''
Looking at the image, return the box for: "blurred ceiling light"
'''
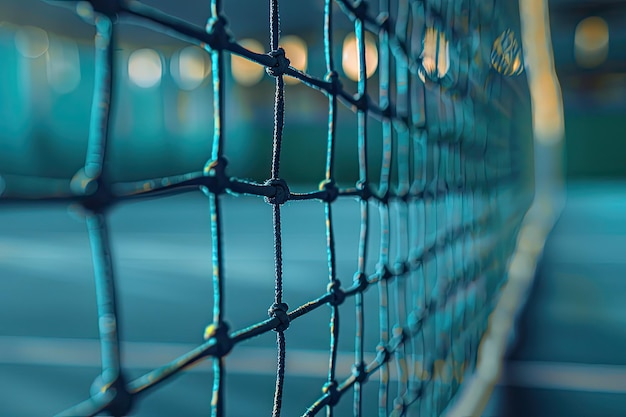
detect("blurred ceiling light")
[171,45,210,91]
[342,32,378,81]
[418,27,449,83]
[128,48,163,88]
[575,16,609,68]
[46,38,81,94]
[280,35,307,85]
[231,38,265,86]
[15,26,49,58]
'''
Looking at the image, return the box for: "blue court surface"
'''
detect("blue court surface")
[1,181,626,416]
[490,181,626,417]
[0,192,386,416]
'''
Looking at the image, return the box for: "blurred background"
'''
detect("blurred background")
[0,0,625,416]
[0,0,387,190]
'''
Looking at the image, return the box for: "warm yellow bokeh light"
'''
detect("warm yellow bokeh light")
[171,45,210,90]
[231,38,265,87]
[128,48,163,89]
[491,29,524,76]
[342,32,378,81]
[418,27,450,83]
[280,35,307,85]
[575,16,609,68]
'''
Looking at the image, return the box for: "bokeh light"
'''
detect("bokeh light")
[231,38,265,87]
[171,45,210,91]
[491,29,524,76]
[418,27,450,83]
[342,32,378,81]
[128,48,163,89]
[575,16,609,68]
[280,35,307,85]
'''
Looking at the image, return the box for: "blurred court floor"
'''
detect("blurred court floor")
[0,190,385,416]
[2,181,625,416]
[490,180,626,417]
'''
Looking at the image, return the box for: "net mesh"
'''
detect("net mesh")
[1,0,535,416]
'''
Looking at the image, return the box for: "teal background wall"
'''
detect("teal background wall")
[565,114,626,178]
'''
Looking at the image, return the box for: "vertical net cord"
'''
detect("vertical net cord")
[88,12,117,383]
[461,45,474,388]
[422,4,436,415]
[394,0,411,412]
[86,213,122,405]
[269,0,286,416]
[452,144,463,399]
[429,160,438,417]
[439,96,449,417]
[434,127,445,416]
[209,193,225,417]
[323,1,339,416]
[208,0,226,415]
[377,0,392,415]
[84,16,113,181]
[409,1,424,405]
[83,13,127,417]
[353,13,368,417]
[447,137,455,405]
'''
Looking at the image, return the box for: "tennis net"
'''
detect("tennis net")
[0,0,561,416]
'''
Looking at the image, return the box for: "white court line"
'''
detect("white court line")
[0,335,365,378]
[503,360,626,394]
[3,336,626,394]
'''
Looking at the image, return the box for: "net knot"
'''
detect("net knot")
[90,372,133,416]
[377,264,393,282]
[265,178,290,205]
[356,180,372,201]
[376,12,391,31]
[352,272,368,292]
[407,311,422,334]
[266,48,290,77]
[376,343,392,365]
[393,260,407,276]
[408,250,422,269]
[392,325,408,345]
[319,179,339,203]
[205,15,232,48]
[203,157,229,195]
[377,188,391,205]
[351,361,368,384]
[70,167,100,197]
[326,280,345,306]
[353,93,369,112]
[70,168,113,213]
[397,189,410,202]
[393,398,407,415]
[322,380,340,406]
[324,71,342,94]
[203,322,233,357]
[381,102,393,119]
[268,302,290,332]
